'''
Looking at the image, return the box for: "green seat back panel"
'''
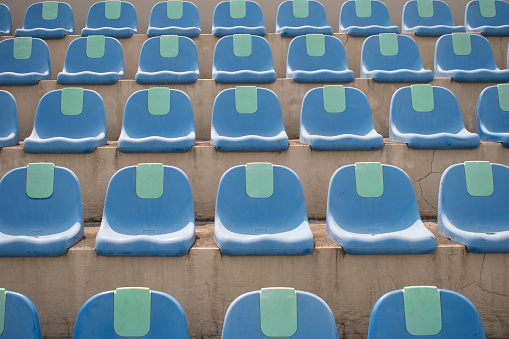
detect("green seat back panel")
[42,1,59,20]
[114,288,151,337]
[464,161,494,197]
[355,162,384,198]
[246,163,273,198]
[136,164,164,199]
[61,88,84,116]
[26,163,55,199]
[480,0,496,17]
[355,0,372,18]
[403,286,442,336]
[417,0,433,17]
[0,288,5,336]
[233,34,252,57]
[86,35,105,59]
[293,0,309,18]
[230,0,246,19]
[323,85,346,113]
[13,37,32,60]
[452,33,471,56]
[235,86,257,114]
[497,84,509,112]
[306,34,325,57]
[411,85,434,112]
[379,33,398,57]
[259,288,297,337]
[105,0,121,20]
[160,35,179,58]
[148,88,171,115]
[167,0,183,20]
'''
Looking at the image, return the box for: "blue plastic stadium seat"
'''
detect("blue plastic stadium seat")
[0,37,51,85]
[438,162,509,253]
[215,163,313,255]
[477,84,509,146]
[339,0,399,37]
[368,286,486,338]
[57,36,124,85]
[276,0,333,37]
[15,2,74,39]
[326,163,436,254]
[402,0,466,36]
[434,33,509,82]
[136,35,199,84]
[213,34,276,84]
[213,0,265,37]
[300,86,383,150]
[96,164,195,256]
[23,89,107,153]
[360,34,433,82]
[0,289,41,339]
[222,288,339,338]
[147,1,200,38]
[0,90,19,149]
[118,88,196,153]
[82,1,137,38]
[389,85,480,149]
[73,288,189,338]
[286,34,354,83]
[0,163,84,256]
[0,4,11,36]
[465,0,509,36]
[212,87,288,152]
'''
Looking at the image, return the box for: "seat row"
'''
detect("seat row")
[0,285,487,338]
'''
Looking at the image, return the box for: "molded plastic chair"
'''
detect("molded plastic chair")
[434,33,509,82]
[0,37,51,85]
[147,1,200,37]
[57,36,124,85]
[96,164,195,256]
[402,0,466,36]
[73,288,189,338]
[0,4,11,36]
[215,163,313,255]
[82,1,137,38]
[213,0,265,37]
[326,162,436,254]
[0,163,84,256]
[23,89,107,153]
[118,88,196,153]
[0,289,42,339]
[15,2,74,39]
[477,84,509,146]
[465,0,509,36]
[339,0,399,37]
[286,34,354,83]
[213,34,276,83]
[300,86,383,150]
[276,0,333,37]
[222,288,339,338]
[368,286,486,338]
[136,35,199,84]
[438,161,509,253]
[389,85,480,149]
[360,34,433,82]
[211,87,288,152]
[0,90,19,148]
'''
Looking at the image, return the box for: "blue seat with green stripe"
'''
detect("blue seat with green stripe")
[276,0,332,37]
[81,1,137,38]
[339,0,399,37]
[147,1,200,38]
[0,4,11,36]
[15,2,74,39]
[0,289,41,339]
[402,0,465,36]
[478,84,509,147]
[465,0,509,36]
[212,0,265,37]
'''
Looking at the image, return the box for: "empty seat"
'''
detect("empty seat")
[465,0,509,36]
[82,1,137,38]
[213,0,265,37]
[147,0,200,38]
[389,85,480,149]
[402,0,466,36]
[23,88,107,153]
[326,162,436,254]
[0,4,11,36]
[73,287,189,338]
[438,161,509,253]
[434,33,509,82]
[0,37,51,85]
[0,289,41,339]
[136,35,199,84]
[276,0,333,37]
[477,84,509,146]
[0,163,84,256]
[360,34,433,82]
[339,0,399,37]
[213,34,276,84]
[0,90,19,148]
[300,86,383,150]
[15,2,74,39]
[57,35,124,85]
[211,87,288,152]
[215,163,313,255]
[118,88,196,153]
[222,288,339,338]
[368,286,486,338]
[286,34,354,83]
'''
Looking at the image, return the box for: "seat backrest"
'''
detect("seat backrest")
[0,38,50,75]
[435,33,497,71]
[362,34,425,71]
[85,1,137,30]
[465,0,509,29]
[340,0,393,29]
[287,34,349,72]
[148,1,200,31]
[62,36,124,73]
[477,84,509,136]
[403,0,456,29]
[276,0,330,30]
[21,2,74,32]
[0,4,12,35]
[0,90,19,142]
[0,289,41,339]
[138,35,198,72]
[213,34,274,72]
[212,1,264,31]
